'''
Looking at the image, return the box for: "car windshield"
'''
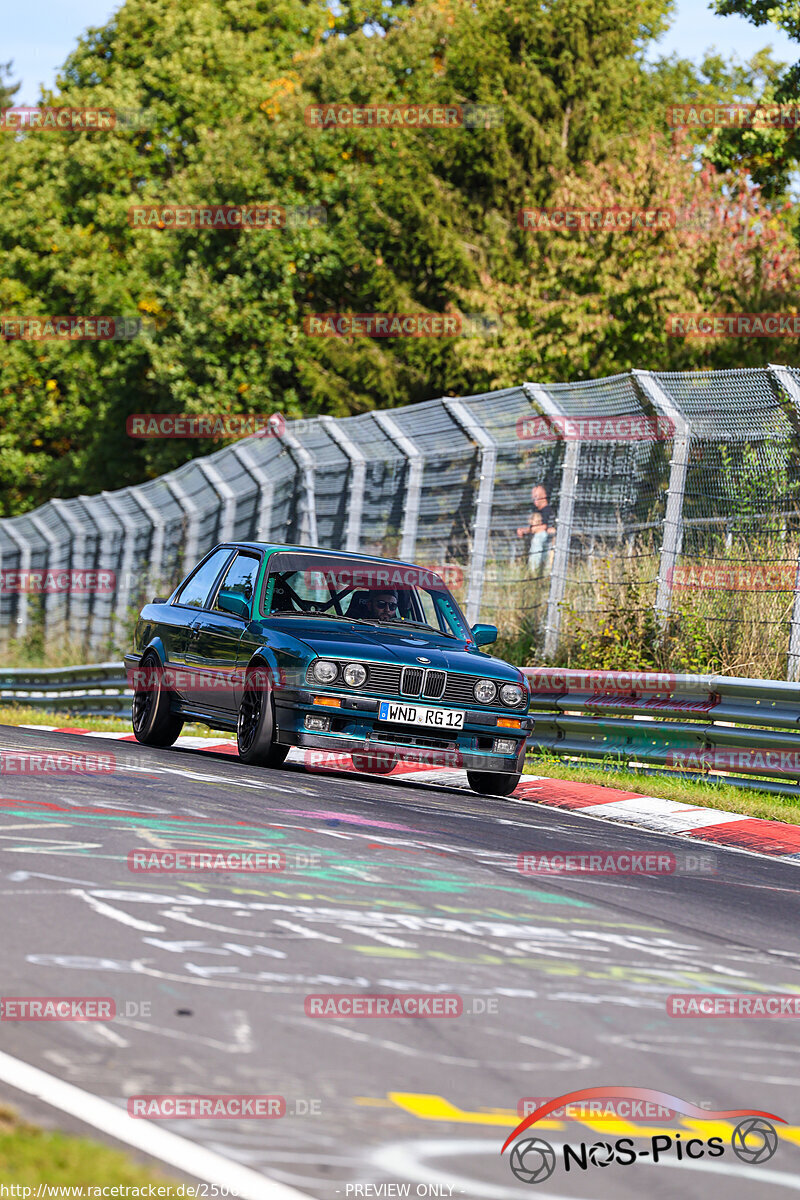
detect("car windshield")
[261,553,471,640]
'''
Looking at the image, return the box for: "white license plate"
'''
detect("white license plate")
[378,701,465,729]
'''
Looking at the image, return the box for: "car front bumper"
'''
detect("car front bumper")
[275,688,533,774]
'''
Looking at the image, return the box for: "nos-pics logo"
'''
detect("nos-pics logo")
[501,1087,784,1184]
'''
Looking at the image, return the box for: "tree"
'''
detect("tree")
[453,135,800,383]
[0,61,20,108]
[0,0,791,513]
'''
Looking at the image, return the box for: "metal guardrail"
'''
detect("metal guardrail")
[522,667,800,797]
[4,661,800,798]
[0,662,131,716]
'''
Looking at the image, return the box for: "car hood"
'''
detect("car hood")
[264,617,523,681]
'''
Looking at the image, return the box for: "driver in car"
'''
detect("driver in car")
[364,589,400,622]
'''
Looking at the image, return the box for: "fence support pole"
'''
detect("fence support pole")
[372,411,424,562]
[3,523,32,640]
[130,489,166,598]
[319,416,366,553]
[443,399,497,625]
[768,365,800,681]
[522,383,576,660]
[632,370,690,625]
[80,497,116,656]
[50,499,91,647]
[195,460,238,544]
[102,491,140,647]
[164,477,201,573]
[27,513,61,645]
[231,442,275,542]
[276,428,317,546]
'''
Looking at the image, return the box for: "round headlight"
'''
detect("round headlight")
[313,660,338,684]
[474,678,497,704]
[343,662,367,687]
[501,683,524,707]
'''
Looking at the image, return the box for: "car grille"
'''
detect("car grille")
[305,660,520,707]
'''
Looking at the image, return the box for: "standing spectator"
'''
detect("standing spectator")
[516,484,556,575]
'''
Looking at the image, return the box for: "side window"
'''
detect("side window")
[414,587,441,629]
[214,552,261,613]
[175,549,233,609]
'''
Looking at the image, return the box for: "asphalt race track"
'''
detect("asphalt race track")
[1,723,800,1198]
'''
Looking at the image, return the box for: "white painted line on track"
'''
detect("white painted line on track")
[575,795,747,832]
[0,1050,313,1200]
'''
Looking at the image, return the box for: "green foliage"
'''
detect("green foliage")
[1,0,798,513]
[0,61,19,108]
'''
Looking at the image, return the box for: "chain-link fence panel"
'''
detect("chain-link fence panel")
[2,365,800,678]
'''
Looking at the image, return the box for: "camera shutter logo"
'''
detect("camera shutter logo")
[509,1137,556,1184]
[731,1117,778,1164]
[588,1141,614,1167]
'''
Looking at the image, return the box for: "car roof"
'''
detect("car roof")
[232,542,427,572]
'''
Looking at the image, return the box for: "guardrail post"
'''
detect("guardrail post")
[319,416,367,552]
[523,383,576,659]
[372,411,424,562]
[633,370,691,625]
[769,365,800,680]
[442,399,497,625]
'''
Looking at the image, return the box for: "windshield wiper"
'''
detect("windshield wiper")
[267,610,348,620]
[378,619,459,639]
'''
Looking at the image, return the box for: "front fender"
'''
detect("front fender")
[243,646,286,691]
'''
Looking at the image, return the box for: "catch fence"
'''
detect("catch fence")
[1,365,800,676]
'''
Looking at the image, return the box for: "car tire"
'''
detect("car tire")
[351,751,397,774]
[237,666,288,767]
[466,770,521,797]
[132,653,184,747]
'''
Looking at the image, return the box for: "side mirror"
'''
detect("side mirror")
[152,596,168,605]
[472,623,497,646]
[218,589,250,621]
